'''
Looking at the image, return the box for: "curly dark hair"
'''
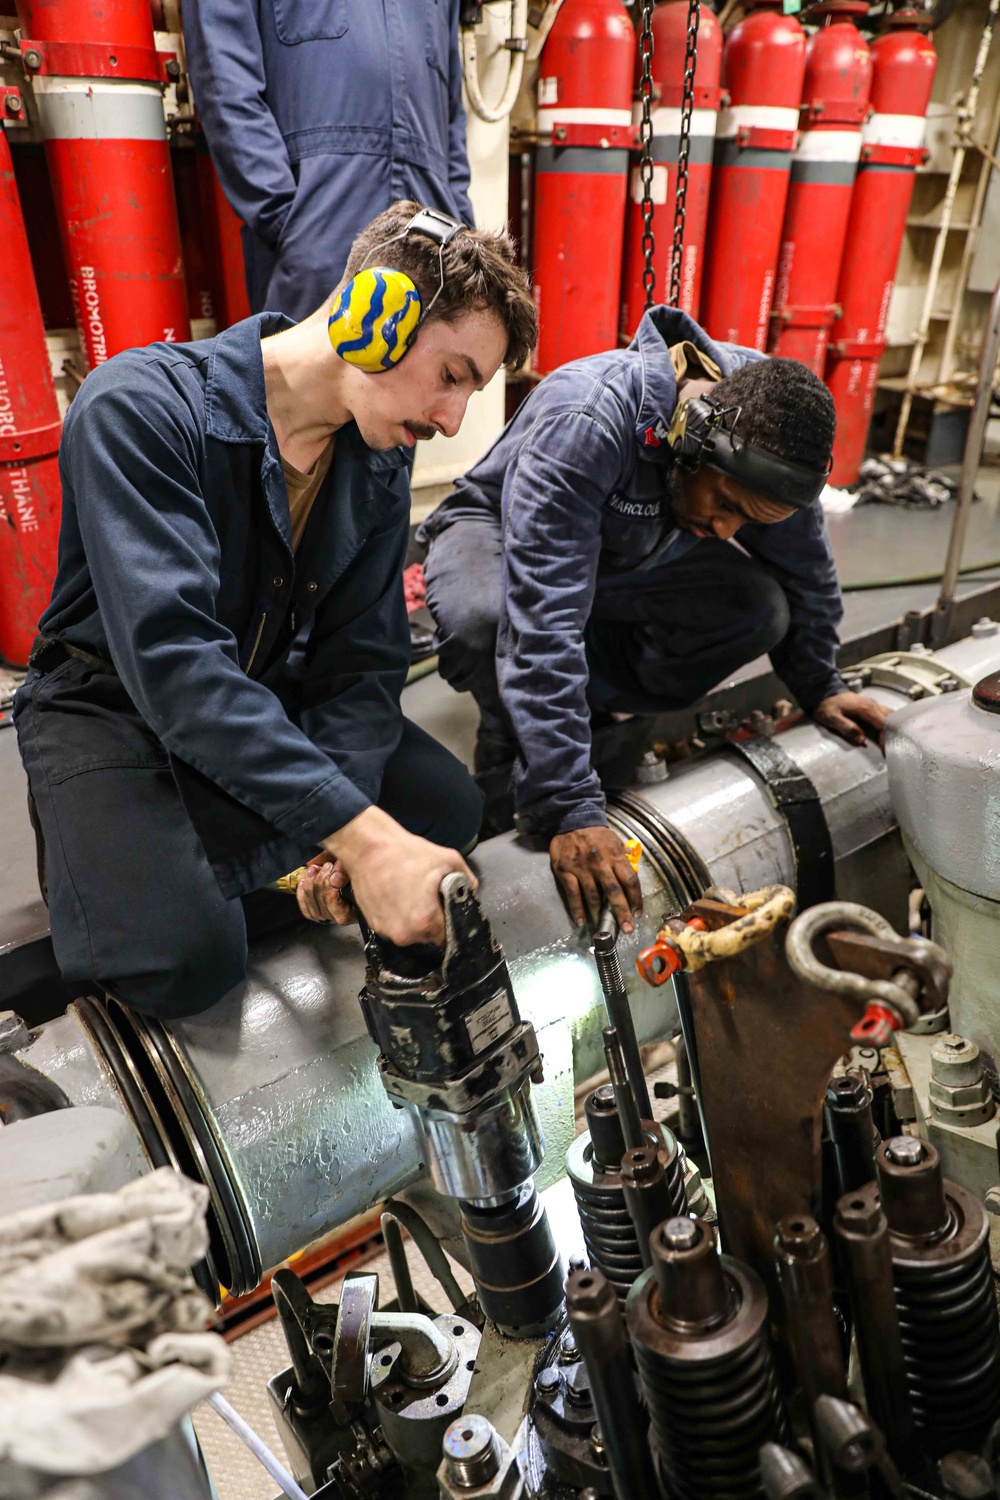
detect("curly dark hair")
[341,200,537,371]
[709,357,836,471]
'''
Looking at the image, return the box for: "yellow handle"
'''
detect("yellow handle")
[272,866,308,893]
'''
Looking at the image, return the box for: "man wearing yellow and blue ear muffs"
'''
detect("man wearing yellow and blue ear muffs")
[13,204,537,1022]
[183,0,473,321]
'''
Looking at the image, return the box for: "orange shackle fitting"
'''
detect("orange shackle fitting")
[636,916,707,986]
[850,1001,902,1049]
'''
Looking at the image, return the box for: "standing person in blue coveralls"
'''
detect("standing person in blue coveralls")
[14,204,537,1020]
[419,307,891,936]
[184,0,474,320]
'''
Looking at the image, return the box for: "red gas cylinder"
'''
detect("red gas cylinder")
[173,143,217,337]
[700,0,807,350]
[16,0,190,366]
[825,11,936,485]
[768,3,871,374]
[533,0,636,374]
[620,0,723,335]
[198,149,252,329]
[0,127,62,666]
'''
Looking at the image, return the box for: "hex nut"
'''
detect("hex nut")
[929,1077,994,1110]
[930,1035,984,1087]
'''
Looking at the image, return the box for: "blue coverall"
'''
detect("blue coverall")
[14,315,481,1019]
[420,307,847,837]
[183,0,474,320]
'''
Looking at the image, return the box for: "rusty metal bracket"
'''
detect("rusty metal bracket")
[681,917,870,1302]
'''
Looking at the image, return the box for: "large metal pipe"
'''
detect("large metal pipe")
[12,633,1000,1295]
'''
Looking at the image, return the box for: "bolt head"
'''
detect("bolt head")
[23,49,41,69]
[565,1363,592,1407]
[885,1136,924,1168]
[931,1034,983,1087]
[4,93,21,116]
[559,1331,578,1362]
[535,1367,561,1399]
[660,1216,700,1251]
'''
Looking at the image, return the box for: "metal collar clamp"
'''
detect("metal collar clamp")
[666,395,829,510]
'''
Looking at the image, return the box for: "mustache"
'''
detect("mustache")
[404,422,438,441]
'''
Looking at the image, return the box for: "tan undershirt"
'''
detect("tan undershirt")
[669,340,722,385]
[282,439,335,551]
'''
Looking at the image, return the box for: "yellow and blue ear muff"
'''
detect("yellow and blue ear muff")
[327,266,423,372]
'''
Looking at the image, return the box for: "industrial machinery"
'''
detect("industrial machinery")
[767,1,872,375]
[533,0,635,373]
[5,629,1000,1497]
[15,0,191,364]
[619,0,723,333]
[825,8,938,485]
[699,0,807,350]
[0,121,62,667]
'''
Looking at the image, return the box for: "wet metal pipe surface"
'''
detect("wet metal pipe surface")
[14,635,1000,1282]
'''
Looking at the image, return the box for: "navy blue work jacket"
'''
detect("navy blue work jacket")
[421,307,846,834]
[184,0,473,320]
[35,314,411,894]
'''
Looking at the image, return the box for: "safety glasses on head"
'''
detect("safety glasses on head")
[665,394,829,511]
[328,207,465,373]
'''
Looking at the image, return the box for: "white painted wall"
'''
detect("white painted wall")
[410,4,514,510]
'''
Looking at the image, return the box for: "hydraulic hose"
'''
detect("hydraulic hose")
[461,0,527,124]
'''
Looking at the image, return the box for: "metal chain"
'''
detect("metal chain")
[639,0,656,309]
[669,0,701,309]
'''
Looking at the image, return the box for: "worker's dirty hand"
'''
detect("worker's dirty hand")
[322,806,476,948]
[296,852,356,925]
[812,691,892,749]
[550,825,643,935]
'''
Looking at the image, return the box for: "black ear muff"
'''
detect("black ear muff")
[666,394,828,510]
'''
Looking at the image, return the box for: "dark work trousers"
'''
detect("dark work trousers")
[423,517,792,734]
[14,657,483,1021]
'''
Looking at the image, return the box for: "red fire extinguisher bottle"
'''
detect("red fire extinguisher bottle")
[16,0,191,366]
[825,11,936,486]
[0,127,62,666]
[198,149,252,330]
[768,2,871,375]
[620,0,723,335]
[533,0,636,375]
[699,0,807,350]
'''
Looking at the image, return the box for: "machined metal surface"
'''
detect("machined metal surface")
[833,1190,914,1462]
[626,1220,786,1500]
[13,634,1000,1287]
[888,686,1000,904]
[876,1139,1000,1452]
[565,1266,659,1500]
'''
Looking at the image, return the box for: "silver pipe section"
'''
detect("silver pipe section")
[13,632,1000,1295]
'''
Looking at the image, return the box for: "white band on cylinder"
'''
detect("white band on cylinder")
[862,111,926,148]
[716,104,800,140]
[794,128,863,163]
[32,79,167,142]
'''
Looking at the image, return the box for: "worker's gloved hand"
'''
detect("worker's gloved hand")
[812,691,892,749]
[321,806,476,947]
[295,852,355,926]
[549,825,643,935]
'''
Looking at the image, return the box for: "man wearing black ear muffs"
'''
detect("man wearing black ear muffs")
[420,307,888,935]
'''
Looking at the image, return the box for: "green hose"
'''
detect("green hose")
[841,560,1000,592]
